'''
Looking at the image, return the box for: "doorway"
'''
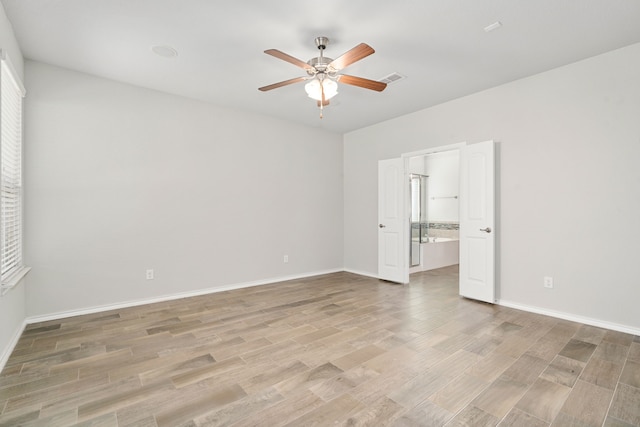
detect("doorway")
[378,141,496,303]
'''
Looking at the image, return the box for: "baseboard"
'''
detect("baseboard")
[0,319,28,373]
[498,299,640,337]
[9,273,637,372]
[343,268,379,280]
[25,268,343,325]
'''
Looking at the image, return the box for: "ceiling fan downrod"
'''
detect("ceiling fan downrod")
[316,36,329,119]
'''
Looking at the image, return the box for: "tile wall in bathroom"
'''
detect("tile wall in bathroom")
[427,221,459,239]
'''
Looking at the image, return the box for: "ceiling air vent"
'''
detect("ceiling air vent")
[379,72,406,85]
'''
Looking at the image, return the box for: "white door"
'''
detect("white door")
[459,140,495,303]
[378,158,408,283]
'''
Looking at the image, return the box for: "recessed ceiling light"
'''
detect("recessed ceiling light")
[152,45,178,58]
[484,21,502,33]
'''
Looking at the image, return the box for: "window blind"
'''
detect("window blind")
[1,55,26,287]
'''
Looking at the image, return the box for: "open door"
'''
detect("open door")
[459,140,495,303]
[378,158,408,283]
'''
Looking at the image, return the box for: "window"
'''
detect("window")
[0,53,28,294]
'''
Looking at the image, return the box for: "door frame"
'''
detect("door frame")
[399,141,498,303]
[380,140,498,298]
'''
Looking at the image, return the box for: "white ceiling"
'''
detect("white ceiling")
[3,0,640,134]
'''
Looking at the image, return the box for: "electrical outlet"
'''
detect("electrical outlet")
[146,269,154,280]
[544,276,553,288]
[283,255,289,263]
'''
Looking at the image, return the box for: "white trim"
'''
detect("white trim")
[25,268,342,324]
[498,299,640,337]
[0,318,27,373]
[0,266,31,296]
[401,142,466,160]
[343,268,380,280]
[0,50,26,96]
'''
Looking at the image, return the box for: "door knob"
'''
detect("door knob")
[479,227,492,233]
[379,224,386,228]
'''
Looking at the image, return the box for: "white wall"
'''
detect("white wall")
[0,2,27,367]
[0,3,22,77]
[24,61,344,317]
[408,156,425,174]
[425,151,459,222]
[344,42,640,331]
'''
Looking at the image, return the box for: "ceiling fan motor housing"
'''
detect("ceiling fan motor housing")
[307,56,336,76]
[308,37,336,76]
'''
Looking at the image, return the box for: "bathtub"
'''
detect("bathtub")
[412,237,460,272]
[425,237,456,243]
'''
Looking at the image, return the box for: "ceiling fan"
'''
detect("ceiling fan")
[258,36,387,118]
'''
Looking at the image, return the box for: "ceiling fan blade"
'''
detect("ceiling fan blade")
[328,43,375,70]
[338,74,387,92]
[317,99,330,107]
[264,49,314,71]
[258,77,306,92]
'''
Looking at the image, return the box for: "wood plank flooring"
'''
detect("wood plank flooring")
[1,266,639,426]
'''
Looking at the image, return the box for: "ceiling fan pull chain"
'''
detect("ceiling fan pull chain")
[320,81,325,119]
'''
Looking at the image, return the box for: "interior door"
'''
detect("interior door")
[459,141,495,302]
[378,158,408,283]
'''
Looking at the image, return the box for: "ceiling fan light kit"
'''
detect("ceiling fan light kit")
[259,36,387,118]
[305,77,338,101]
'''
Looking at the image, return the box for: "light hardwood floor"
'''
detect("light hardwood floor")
[1,266,639,426]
